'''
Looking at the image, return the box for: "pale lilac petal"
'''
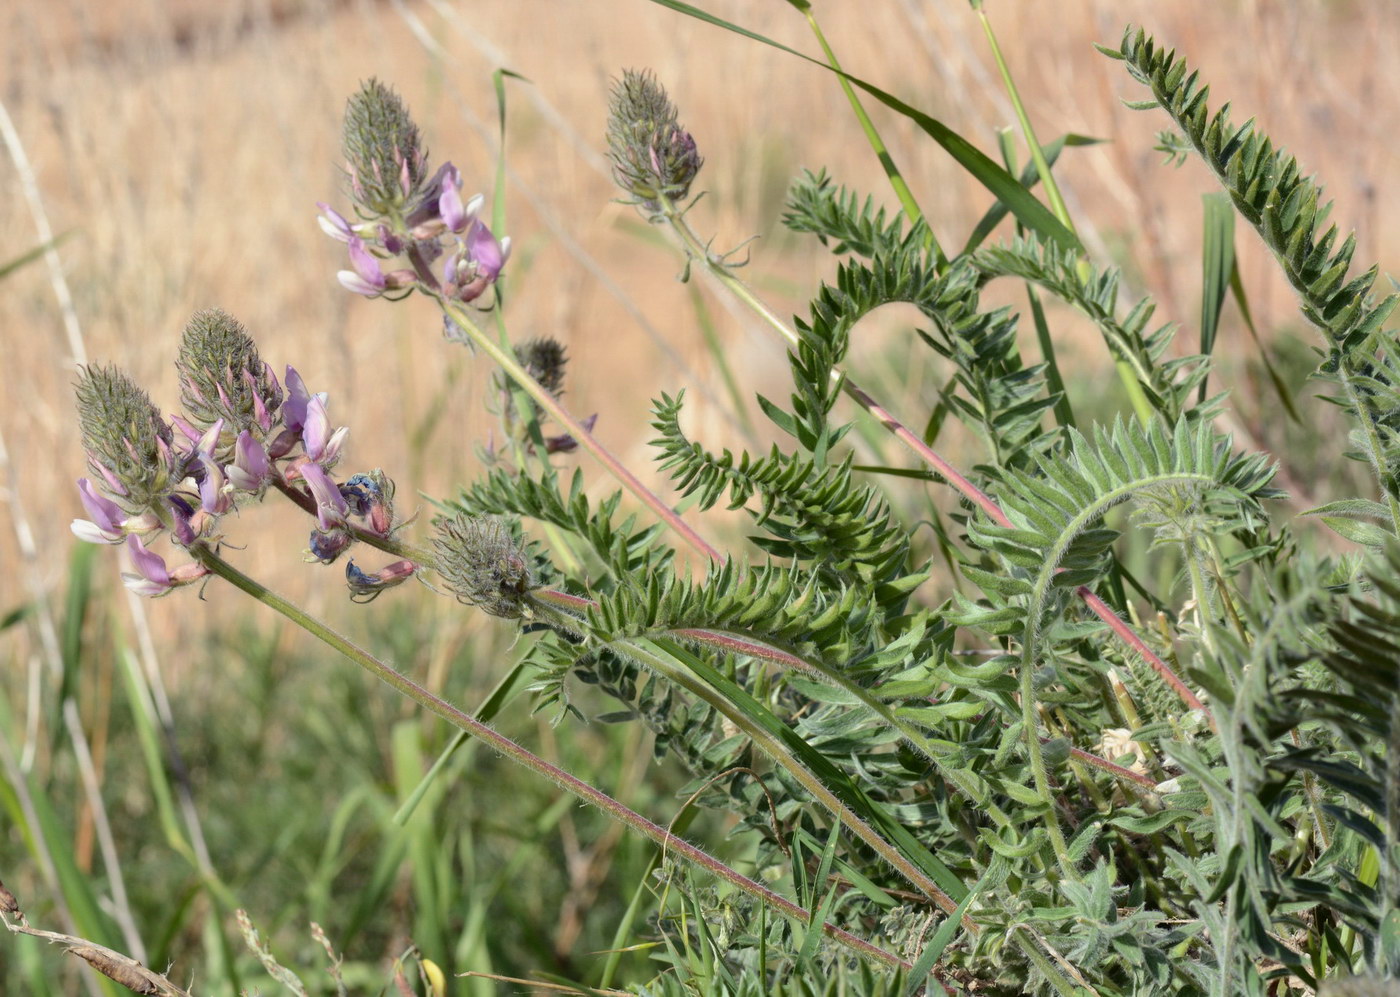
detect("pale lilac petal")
[346,238,386,289]
[72,519,123,544]
[467,222,505,279]
[301,462,348,531]
[317,202,353,242]
[124,534,171,595]
[303,395,330,460]
[77,478,124,534]
[195,418,224,459]
[283,366,310,430]
[439,166,466,232]
[197,454,229,514]
[170,414,202,443]
[338,270,385,297]
[228,430,271,491]
[320,425,349,465]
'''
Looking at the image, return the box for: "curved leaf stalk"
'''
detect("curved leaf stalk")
[436,296,723,564]
[188,544,912,971]
[1016,644,1073,872]
[1077,587,1207,717]
[654,198,1201,732]
[1183,535,1221,661]
[658,197,1015,529]
[1117,27,1400,533]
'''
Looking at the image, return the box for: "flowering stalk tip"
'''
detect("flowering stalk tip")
[607,68,703,215]
[432,514,532,619]
[342,78,429,217]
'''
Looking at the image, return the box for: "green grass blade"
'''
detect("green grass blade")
[1229,259,1301,423]
[799,5,945,267]
[644,0,1080,252]
[963,134,1103,254]
[651,639,968,903]
[1198,192,1234,402]
[0,231,72,283]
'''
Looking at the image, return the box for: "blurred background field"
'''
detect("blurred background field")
[0,0,1397,992]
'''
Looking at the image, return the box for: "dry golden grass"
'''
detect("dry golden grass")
[1,0,1396,663]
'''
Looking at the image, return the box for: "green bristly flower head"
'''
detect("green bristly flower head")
[432,513,533,619]
[606,68,702,214]
[75,365,179,515]
[175,308,283,456]
[342,78,429,218]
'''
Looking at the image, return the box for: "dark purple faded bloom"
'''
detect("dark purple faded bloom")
[308,527,352,564]
[345,558,416,601]
[342,470,395,535]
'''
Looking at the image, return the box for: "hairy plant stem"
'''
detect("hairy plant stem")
[186,543,911,971]
[435,295,723,565]
[561,628,964,918]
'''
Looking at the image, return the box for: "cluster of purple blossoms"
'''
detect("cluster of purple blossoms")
[72,310,414,598]
[321,81,510,308]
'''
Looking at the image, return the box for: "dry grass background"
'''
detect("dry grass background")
[1,0,1396,668]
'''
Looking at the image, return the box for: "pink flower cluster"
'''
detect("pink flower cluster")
[320,162,511,307]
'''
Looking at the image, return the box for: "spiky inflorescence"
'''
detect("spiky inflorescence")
[175,309,282,450]
[74,365,179,514]
[432,514,532,619]
[342,78,429,217]
[606,69,702,212]
[516,337,569,397]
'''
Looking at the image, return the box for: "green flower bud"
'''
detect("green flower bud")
[175,309,282,455]
[432,514,532,619]
[74,365,178,515]
[342,78,429,217]
[606,69,703,214]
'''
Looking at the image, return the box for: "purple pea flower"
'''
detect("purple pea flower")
[72,478,128,544]
[317,202,354,243]
[122,534,209,597]
[338,237,388,297]
[282,366,314,432]
[301,394,348,465]
[301,462,348,532]
[442,220,511,304]
[227,430,273,492]
[122,534,172,596]
[196,454,232,515]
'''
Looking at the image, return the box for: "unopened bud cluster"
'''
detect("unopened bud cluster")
[432,514,533,619]
[72,309,412,598]
[321,79,511,309]
[606,69,703,216]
